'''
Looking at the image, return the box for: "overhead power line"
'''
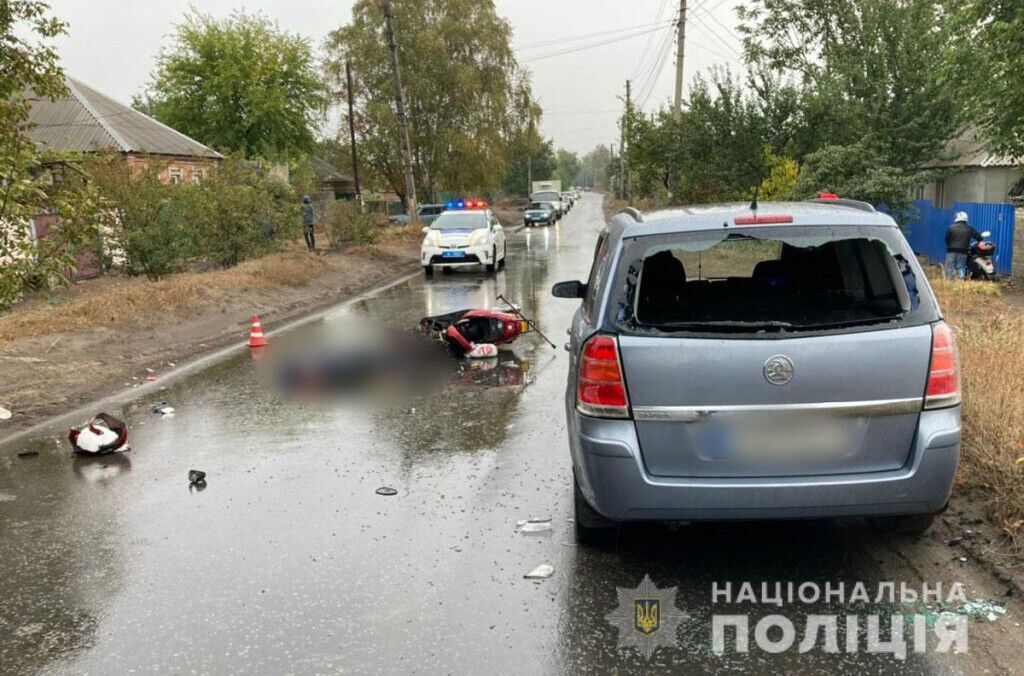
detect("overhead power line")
[516,19,675,52]
[521,24,674,63]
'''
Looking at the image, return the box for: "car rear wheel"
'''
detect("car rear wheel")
[870,513,935,535]
[499,244,507,268]
[574,473,616,547]
[486,247,497,273]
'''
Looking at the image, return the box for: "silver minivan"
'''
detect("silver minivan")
[553,199,961,545]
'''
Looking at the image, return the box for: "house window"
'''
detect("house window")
[169,168,182,185]
[191,170,204,184]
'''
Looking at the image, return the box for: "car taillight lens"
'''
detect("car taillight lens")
[577,334,630,418]
[924,322,961,409]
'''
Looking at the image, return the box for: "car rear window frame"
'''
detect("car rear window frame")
[604,224,939,340]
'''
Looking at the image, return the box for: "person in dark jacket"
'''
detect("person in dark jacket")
[944,211,983,279]
[302,196,316,251]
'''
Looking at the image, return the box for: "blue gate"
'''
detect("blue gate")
[901,200,1015,276]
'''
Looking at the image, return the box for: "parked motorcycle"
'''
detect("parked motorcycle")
[969,230,996,280]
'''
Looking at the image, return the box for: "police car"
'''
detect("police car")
[421,200,507,276]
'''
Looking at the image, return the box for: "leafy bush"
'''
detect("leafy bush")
[791,142,924,221]
[89,154,301,277]
[325,200,381,247]
[192,158,299,268]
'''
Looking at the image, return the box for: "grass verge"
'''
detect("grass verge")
[932,275,1024,550]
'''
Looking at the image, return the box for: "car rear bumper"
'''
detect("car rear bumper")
[569,406,960,522]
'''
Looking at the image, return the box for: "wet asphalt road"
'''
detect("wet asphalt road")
[0,194,1017,675]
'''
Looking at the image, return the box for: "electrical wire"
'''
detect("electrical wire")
[521,24,676,63]
[630,0,671,82]
[516,18,675,51]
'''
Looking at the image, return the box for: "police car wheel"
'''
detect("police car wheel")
[423,265,433,277]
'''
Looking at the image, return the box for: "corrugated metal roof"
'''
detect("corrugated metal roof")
[313,156,353,183]
[928,133,1019,169]
[26,76,222,159]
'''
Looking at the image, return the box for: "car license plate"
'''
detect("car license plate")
[442,251,466,258]
[704,415,849,459]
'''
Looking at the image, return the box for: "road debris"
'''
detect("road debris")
[188,469,207,491]
[517,519,552,533]
[524,564,554,580]
[152,401,176,416]
[0,406,11,420]
[69,413,129,454]
[145,374,157,382]
[17,451,39,459]
[376,486,398,496]
[947,536,964,546]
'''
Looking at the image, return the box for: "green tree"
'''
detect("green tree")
[947,1,1024,158]
[792,142,925,221]
[737,0,958,168]
[136,11,328,159]
[0,1,104,309]
[503,138,555,197]
[325,0,540,202]
[554,149,581,187]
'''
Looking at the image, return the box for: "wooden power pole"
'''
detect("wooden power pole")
[672,0,687,124]
[619,80,630,201]
[345,61,363,210]
[380,0,417,221]
[668,0,687,198]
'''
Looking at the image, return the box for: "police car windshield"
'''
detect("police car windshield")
[431,212,488,230]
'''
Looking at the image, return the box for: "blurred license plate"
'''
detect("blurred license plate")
[442,251,466,258]
[710,416,848,459]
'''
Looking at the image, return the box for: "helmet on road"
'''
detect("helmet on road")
[953,211,969,224]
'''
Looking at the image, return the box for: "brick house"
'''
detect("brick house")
[20,76,223,279]
[27,76,223,180]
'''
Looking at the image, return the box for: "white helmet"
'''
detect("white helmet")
[954,211,969,224]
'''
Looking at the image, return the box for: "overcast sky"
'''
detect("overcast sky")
[47,0,743,154]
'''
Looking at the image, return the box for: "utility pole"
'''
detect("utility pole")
[526,119,533,197]
[672,0,687,124]
[380,0,417,221]
[619,80,630,201]
[345,61,363,211]
[667,0,687,198]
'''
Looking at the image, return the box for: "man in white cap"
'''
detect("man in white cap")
[944,211,983,279]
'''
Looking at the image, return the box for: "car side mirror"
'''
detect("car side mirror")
[552,280,587,299]
[421,226,430,235]
[981,230,991,238]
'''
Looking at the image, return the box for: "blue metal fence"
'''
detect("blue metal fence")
[901,200,1015,275]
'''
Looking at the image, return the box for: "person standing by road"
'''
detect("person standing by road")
[302,195,316,252]
[944,211,983,279]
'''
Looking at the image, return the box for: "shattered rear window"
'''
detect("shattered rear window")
[611,225,936,336]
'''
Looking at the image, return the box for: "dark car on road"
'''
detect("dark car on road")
[553,199,961,545]
[524,201,557,227]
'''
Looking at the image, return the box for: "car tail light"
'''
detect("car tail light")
[577,334,630,418]
[924,322,961,409]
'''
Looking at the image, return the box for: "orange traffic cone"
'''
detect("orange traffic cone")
[249,314,268,348]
